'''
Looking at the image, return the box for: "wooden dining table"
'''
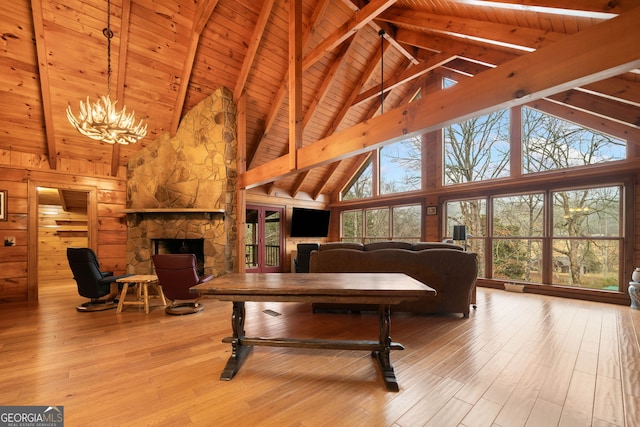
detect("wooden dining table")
[190,272,436,391]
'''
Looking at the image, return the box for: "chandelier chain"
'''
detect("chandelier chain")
[379,29,385,115]
[66,0,147,145]
[104,0,113,97]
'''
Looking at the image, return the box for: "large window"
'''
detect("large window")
[492,194,544,282]
[443,109,510,185]
[445,199,486,277]
[380,137,421,194]
[341,204,421,243]
[445,184,623,291]
[342,159,372,200]
[551,186,621,289]
[522,107,626,173]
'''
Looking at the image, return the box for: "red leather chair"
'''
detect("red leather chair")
[152,254,213,315]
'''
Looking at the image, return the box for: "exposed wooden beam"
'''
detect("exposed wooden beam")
[331,153,372,199]
[302,0,398,70]
[170,0,219,135]
[395,28,519,67]
[313,162,341,200]
[239,5,640,188]
[361,59,412,118]
[342,0,419,65]
[193,0,220,34]
[303,36,356,128]
[234,0,276,101]
[291,170,310,198]
[289,0,303,171]
[248,0,333,169]
[325,43,384,136]
[110,0,133,177]
[30,0,57,170]
[369,21,419,65]
[527,98,640,143]
[237,92,247,174]
[351,52,456,107]
[579,76,640,108]
[437,67,640,142]
[547,89,640,128]
[444,0,629,17]
[378,8,566,52]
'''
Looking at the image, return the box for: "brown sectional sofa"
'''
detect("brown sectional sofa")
[309,241,478,317]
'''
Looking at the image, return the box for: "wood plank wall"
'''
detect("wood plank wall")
[0,149,128,302]
[37,204,88,284]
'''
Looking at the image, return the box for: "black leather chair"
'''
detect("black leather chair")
[294,243,319,273]
[67,247,132,312]
[152,254,213,315]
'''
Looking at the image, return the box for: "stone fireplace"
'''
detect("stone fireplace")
[124,87,238,277]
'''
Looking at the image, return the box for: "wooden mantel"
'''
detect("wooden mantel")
[121,208,225,214]
[122,208,225,220]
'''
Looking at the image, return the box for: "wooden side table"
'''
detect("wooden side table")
[116,275,166,313]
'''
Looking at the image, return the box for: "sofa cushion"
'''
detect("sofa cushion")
[411,242,463,251]
[318,242,364,251]
[364,241,413,251]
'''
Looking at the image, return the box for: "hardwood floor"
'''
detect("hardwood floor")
[1,281,639,426]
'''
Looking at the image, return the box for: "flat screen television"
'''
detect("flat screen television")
[290,207,331,238]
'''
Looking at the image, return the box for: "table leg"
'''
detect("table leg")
[142,283,150,314]
[373,304,400,392]
[221,301,251,380]
[116,283,130,313]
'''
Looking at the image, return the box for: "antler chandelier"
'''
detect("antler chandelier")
[66,0,146,145]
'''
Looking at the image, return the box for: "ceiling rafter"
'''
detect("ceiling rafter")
[30,0,57,170]
[444,0,628,16]
[247,0,334,169]
[579,76,640,108]
[303,36,356,129]
[331,152,372,200]
[325,43,385,137]
[240,6,640,188]
[110,0,133,176]
[269,36,356,196]
[351,52,456,107]
[302,0,398,70]
[289,0,303,171]
[313,162,341,200]
[169,0,219,136]
[290,169,311,198]
[233,0,276,101]
[395,28,519,67]
[527,97,640,142]
[378,8,567,52]
[341,0,419,65]
[546,89,640,129]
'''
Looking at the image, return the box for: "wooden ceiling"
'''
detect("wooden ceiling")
[2,0,639,201]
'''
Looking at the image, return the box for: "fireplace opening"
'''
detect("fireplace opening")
[152,238,205,276]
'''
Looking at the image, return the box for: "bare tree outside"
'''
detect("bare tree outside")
[342,159,372,201]
[444,106,625,289]
[444,109,510,185]
[380,137,422,194]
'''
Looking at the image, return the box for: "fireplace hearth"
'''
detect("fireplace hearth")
[153,238,205,276]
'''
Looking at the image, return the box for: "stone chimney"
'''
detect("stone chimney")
[124,87,238,277]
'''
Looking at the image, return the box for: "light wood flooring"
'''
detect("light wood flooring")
[1,281,639,426]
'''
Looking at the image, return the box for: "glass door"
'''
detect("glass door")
[245,205,284,273]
